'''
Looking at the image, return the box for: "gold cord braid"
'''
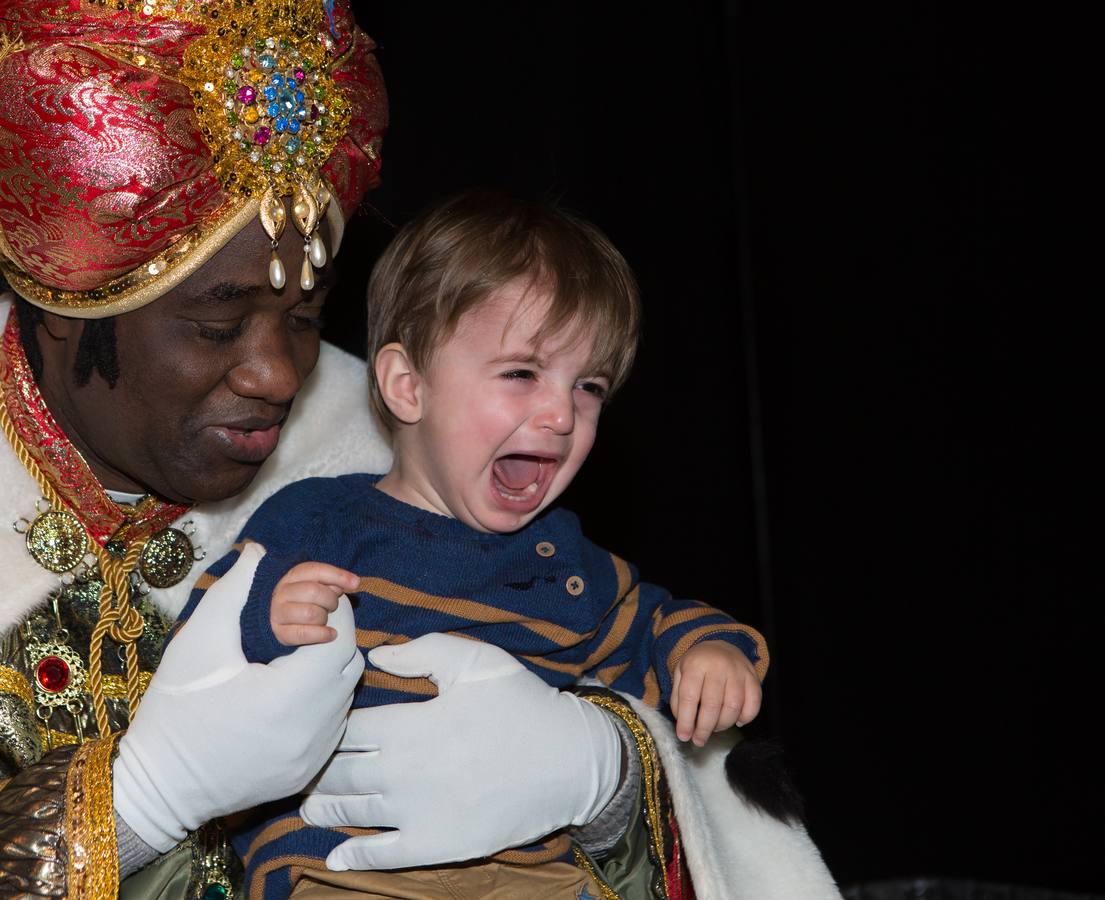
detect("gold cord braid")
[0,400,146,738]
[87,538,147,736]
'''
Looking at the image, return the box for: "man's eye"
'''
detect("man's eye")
[502,369,536,380]
[289,311,326,331]
[197,322,244,343]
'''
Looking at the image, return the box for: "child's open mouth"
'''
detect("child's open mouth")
[491,454,555,508]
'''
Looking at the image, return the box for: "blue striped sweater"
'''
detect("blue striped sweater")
[177,473,768,900]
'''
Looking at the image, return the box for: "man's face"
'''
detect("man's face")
[382,280,610,534]
[38,218,333,504]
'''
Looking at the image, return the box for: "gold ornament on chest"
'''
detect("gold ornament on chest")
[12,497,205,741]
[15,498,204,591]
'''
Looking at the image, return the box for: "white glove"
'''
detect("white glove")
[114,542,363,851]
[299,633,622,871]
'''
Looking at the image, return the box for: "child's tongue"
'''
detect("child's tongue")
[493,455,542,490]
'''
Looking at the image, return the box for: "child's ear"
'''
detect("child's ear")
[374,343,423,424]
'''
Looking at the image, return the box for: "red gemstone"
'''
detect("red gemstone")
[36,656,70,693]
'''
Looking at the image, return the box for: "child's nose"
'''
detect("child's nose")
[534,389,575,434]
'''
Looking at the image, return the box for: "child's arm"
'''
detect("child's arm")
[671,640,763,747]
[271,561,360,646]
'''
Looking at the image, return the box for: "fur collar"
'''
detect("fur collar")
[631,699,842,899]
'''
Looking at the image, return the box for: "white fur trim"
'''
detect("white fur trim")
[629,698,843,900]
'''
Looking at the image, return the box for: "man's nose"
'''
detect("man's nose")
[225,328,306,405]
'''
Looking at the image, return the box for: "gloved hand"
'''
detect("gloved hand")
[114,542,363,851]
[299,633,622,871]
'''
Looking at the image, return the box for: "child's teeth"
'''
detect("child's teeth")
[525,482,538,494]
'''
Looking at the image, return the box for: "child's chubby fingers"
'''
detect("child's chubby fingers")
[691,673,726,746]
[736,676,763,727]
[671,663,706,743]
[675,640,763,742]
[273,620,337,647]
[280,561,360,595]
[270,562,358,649]
[274,579,343,614]
[273,599,338,646]
[275,598,335,628]
[714,676,745,732]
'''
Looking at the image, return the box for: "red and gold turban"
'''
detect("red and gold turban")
[0,0,386,317]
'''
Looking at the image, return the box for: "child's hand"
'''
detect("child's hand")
[271,562,360,647]
[671,640,762,746]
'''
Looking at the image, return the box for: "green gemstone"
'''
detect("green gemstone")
[305,141,317,155]
[279,37,290,50]
[227,112,238,125]
[224,80,235,94]
[255,38,265,50]
[232,54,243,68]
[201,885,228,900]
[315,87,326,99]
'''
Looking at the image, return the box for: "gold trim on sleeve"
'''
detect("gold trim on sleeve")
[65,733,121,900]
[571,846,621,900]
[576,692,670,899]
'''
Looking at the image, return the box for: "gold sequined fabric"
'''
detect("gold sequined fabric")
[2,579,172,760]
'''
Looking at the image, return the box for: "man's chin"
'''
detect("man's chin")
[157,460,266,506]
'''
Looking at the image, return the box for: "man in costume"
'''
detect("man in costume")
[0,1,842,897]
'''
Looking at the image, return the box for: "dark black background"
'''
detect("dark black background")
[333,4,1094,893]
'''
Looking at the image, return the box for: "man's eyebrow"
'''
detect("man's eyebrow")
[190,282,265,306]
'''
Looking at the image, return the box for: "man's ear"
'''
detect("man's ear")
[374,343,423,425]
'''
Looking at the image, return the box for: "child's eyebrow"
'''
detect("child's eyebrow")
[488,350,546,366]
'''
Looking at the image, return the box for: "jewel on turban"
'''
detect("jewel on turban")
[0,0,386,317]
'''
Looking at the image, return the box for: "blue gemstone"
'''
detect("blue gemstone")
[259,53,276,69]
[274,116,288,132]
[286,137,301,153]
[296,107,308,120]
[272,73,285,88]
[267,102,280,117]
[294,90,305,103]
[263,86,277,101]
[288,119,301,134]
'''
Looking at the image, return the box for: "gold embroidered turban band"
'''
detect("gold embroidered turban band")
[0,0,387,317]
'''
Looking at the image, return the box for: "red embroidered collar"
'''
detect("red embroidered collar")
[1,311,189,548]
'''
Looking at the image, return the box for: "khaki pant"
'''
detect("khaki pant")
[288,860,604,899]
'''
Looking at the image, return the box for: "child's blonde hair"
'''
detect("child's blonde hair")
[366,188,641,429]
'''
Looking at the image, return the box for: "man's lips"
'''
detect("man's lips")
[209,420,283,463]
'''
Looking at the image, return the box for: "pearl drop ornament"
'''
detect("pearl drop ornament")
[269,251,286,290]
[300,255,315,291]
[309,233,327,268]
